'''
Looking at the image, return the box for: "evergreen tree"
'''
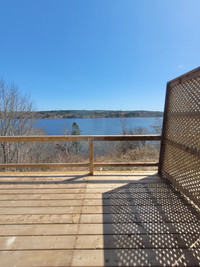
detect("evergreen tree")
[71,122,81,154]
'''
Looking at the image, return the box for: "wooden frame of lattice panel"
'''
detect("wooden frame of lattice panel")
[159,66,200,208]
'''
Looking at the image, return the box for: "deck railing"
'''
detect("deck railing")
[0,135,162,175]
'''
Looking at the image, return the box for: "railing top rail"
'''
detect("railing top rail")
[168,66,200,87]
[0,135,162,142]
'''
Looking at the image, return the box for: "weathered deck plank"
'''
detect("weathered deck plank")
[0,172,199,267]
[1,234,199,250]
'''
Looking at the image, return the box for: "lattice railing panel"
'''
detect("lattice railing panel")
[159,67,200,208]
[165,116,200,152]
[168,77,200,113]
[163,144,200,201]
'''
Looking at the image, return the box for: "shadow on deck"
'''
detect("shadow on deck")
[0,173,199,266]
[103,179,200,266]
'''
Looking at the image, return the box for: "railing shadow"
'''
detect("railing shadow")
[0,173,158,184]
[103,178,200,266]
[0,174,89,184]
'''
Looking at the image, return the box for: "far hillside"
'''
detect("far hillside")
[32,110,163,119]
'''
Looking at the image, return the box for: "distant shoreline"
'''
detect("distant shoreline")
[32,110,163,119]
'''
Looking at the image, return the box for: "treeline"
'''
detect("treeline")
[31,110,163,119]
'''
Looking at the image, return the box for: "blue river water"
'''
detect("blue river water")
[34,117,162,135]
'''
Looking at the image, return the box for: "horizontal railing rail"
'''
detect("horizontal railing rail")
[0,135,162,142]
[0,135,162,175]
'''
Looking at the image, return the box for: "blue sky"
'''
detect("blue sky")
[0,0,200,111]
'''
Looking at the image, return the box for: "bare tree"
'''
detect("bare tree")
[19,127,54,164]
[55,126,72,160]
[120,117,127,135]
[151,117,163,134]
[0,79,34,164]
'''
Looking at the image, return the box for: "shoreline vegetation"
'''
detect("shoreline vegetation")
[31,110,163,119]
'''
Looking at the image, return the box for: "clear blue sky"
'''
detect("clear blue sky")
[0,0,200,112]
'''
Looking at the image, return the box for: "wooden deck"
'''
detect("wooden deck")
[0,172,200,266]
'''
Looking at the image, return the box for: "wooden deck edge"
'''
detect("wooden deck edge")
[0,171,158,176]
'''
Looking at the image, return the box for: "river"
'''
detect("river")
[34,117,162,135]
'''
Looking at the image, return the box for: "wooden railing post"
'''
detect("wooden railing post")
[89,138,94,175]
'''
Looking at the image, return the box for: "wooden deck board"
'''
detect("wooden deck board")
[0,224,79,236]
[0,172,199,266]
[1,234,199,250]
